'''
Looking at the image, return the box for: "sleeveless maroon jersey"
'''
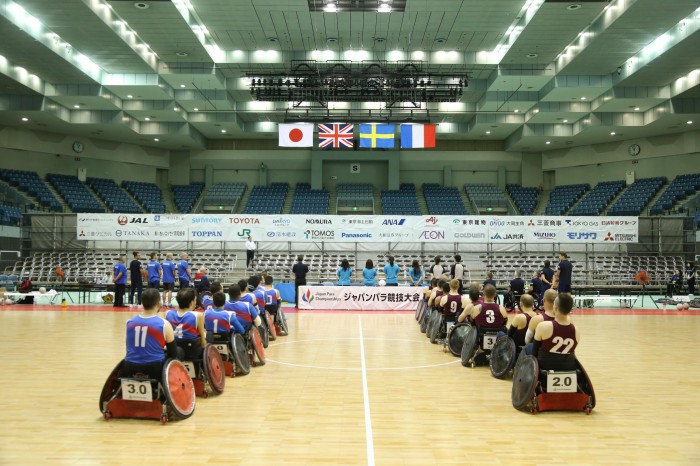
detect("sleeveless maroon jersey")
[540,320,578,354]
[540,311,555,322]
[513,312,533,345]
[474,302,506,329]
[432,290,443,307]
[443,294,462,318]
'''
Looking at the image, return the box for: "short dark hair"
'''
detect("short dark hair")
[544,260,551,268]
[265,275,273,285]
[469,284,480,302]
[150,252,156,259]
[212,291,226,308]
[210,281,223,293]
[228,284,242,300]
[559,252,568,259]
[454,254,461,262]
[366,259,374,269]
[556,293,574,314]
[441,282,450,293]
[483,284,497,299]
[142,289,160,310]
[248,275,260,288]
[176,288,196,309]
[237,279,248,291]
[133,251,139,258]
[297,255,304,262]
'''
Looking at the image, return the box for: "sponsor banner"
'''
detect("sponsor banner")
[76,214,639,243]
[298,286,422,310]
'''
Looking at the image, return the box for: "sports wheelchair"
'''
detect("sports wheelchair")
[443,321,472,356]
[267,302,289,336]
[460,325,506,368]
[99,358,196,424]
[207,331,252,376]
[489,336,521,379]
[503,291,522,313]
[176,341,226,398]
[512,354,596,414]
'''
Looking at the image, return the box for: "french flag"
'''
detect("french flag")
[400,124,436,149]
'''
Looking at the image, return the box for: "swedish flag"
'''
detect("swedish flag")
[359,124,395,149]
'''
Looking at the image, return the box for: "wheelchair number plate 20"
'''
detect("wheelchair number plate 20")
[214,344,229,356]
[483,334,497,350]
[547,371,577,393]
[121,379,152,401]
[182,361,196,378]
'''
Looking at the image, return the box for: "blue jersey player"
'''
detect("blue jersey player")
[124,288,177,379]
[204,291,245,338]
[162,253,176,307]
[225,284,261,331]
[165,288,205,360]
[147,252,162,289]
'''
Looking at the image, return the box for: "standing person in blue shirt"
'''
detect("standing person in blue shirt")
[128,251,145,306]
[147,252,162,290]
[162,253,176,307]
[112,255,128,307]
[362,259,377,286]
[337,259,353,286]
[177,252,192,290]
[383,255,400,286]
[124,288,177,379]
[165,288,206,360]
[408,260,424,286]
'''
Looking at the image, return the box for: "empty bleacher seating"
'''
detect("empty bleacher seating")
[608,177,665,216]
[172,182,204,213]
[87,177,143,213]
[506,185,539,215]
[569,180,626,216]
[47,174,104,213]
[337,183,374,210]
[650,174,700,215]
[423,184,467,215]
[545,183,589,215]
[290,183,329,214]
[0,169,62,211]
[243,183,288,214]
[381,183,421,215]
[203,182,247,208]
[465,184,508,212]
[0,203,22,226]
[122,181,165,213]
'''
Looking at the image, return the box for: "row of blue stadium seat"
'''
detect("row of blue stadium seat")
[47,173,104,213]
[244,184,288,214]
[0,169,62,211]
[608,177,665,216]
[0,204,22,226]
[204,182,247,205]
[650,174,700,215]
[172,182,204,213]
[123,181,165,213]
[545,183,589,215]
[506,184,538,215]
[570,180,625,216]
[423,184,467,215]
[290,185,329,214]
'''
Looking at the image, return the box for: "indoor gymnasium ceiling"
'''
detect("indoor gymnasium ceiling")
[0,0,698,151]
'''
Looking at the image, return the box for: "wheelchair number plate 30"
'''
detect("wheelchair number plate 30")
[182,361,196,378]
[121,379,152,401]
[547,371,577,393]
[483,335,497,350]
[214,344,229,356]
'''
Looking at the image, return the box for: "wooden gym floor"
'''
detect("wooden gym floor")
[0,304,699,465]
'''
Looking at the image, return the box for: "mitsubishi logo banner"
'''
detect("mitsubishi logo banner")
[76,214,639,243]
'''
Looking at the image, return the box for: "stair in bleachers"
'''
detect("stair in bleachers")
[122,181,165,213]
[416,185,429,215]
[460,189,475,215]
[87,177,143,213]
[0,169,63,212]
[290,183,329,214]
[423,184,467,215]
[602,185,630,215]
[535,190,549,214]
[328,189,337,215]
[642,184,669,216]
[569,180,626,216]
[506,185,539,215]
[381,183,420,215]
[650,173,700,215]
[374,186,382,214]
[243,183,288,214]
[236,187,252,214]
[607,177,665,216]
[172,183,204,213]
[545,183,589,215]
[47,173,106,213]
[84,183,111,212]
[162,185,177,213]
[0,179,37,211]
[282,184,295,214]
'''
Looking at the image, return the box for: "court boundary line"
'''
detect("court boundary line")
[358,316,375,466]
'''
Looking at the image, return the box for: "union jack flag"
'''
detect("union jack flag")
[318,123,354,148]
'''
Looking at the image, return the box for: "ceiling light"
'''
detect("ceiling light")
[563,119,569,123]
[324,2,337,12]
[21,117,28,122]
[435,38,447,44]
[634,106,641,111]
[610,131,616,136]
[175,51,189,57]
[526,53,538,58]
[221,129,227,133]
[514,109,520,113]
[127,94,133,99]
[193,107,199,112]
[688,120,694,125]
[327,38,338,43]
[144,117,150,121]
[153,138,159,141]
[580,96,587,100]
[179,84,186,88]
[567,4,582,10]
[546,141,551,145]
[267,37,278,43]
[485,131,491,135]
[378,3,391,13]
[134,2,150,10]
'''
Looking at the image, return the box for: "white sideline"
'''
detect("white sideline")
[358,316,375,466]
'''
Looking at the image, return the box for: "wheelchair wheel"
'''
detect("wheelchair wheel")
[99,359,125,414]
[429,314,444,344]
[489,336,517,379]
[249,326,266,366]
[460,325,478,367]
[276,308,289,336]
[512,355,539,411]
[231,333,251,375]
[420,309,431,333]
[259,323,270,348]
[267,313,277,341]
[576,359,596,410]
[162,359,196,420]
[202,344,226,395]
[447,323,471,357]
[415,300,425,321]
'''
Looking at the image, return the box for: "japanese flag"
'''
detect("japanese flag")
[279,123,313,147]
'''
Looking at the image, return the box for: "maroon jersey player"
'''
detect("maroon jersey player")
[470,284,508,331]
[532,293,580,371]
[525,288,557,344]
[439,279,469,323]
[507,294,538,347]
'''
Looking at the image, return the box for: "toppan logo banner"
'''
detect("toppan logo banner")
[419,230,445,240]
[306,219,332,225]
[272,218,291,227]
[490,233,524,240]
[304,230,335,240]
[228,217,260,224]
[382,218,406,226]
[192,230,223,238]
[533,232,557,240]
[117,215,148,225]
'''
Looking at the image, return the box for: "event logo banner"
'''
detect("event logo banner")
[298,286,422,310]
[76,214,639,244]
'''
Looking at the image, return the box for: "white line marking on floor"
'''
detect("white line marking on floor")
[264,358,461,371]
[358,316,375,466]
